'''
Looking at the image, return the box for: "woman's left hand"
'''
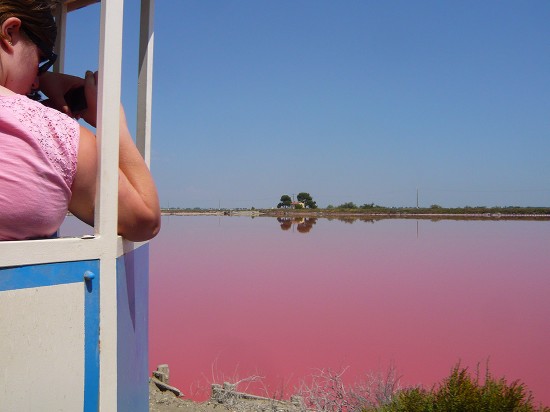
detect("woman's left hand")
[81,71,98,128]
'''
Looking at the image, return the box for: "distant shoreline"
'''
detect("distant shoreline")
[161,208,550,221]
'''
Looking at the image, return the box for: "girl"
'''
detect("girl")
[0,0,160,241]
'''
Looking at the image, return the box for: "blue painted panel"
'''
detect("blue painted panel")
[117,244,149,412]
[0,260,100,411]
[83,262,100,412]
[0,260,90,291]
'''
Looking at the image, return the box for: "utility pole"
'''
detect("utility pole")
[416,188,419,208]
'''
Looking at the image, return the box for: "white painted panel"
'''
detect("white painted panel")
[0,283,84,411]
[0,236,147,268]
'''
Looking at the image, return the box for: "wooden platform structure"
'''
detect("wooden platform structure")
[0,1,155,410]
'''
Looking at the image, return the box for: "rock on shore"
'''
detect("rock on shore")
[149,364,302,412]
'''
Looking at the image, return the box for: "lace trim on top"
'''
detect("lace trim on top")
[0,95,79,188]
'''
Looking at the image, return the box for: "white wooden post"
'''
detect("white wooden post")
[137,0,155,167]
[96,0,124,409]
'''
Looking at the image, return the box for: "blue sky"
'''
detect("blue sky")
[64,1,549,209]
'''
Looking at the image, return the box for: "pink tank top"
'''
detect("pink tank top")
[0,94,79,240]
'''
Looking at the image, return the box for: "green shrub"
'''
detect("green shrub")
[364,364,549,412]
[378,387,434,412]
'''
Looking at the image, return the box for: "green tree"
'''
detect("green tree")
[337,202,358,209]
[277,194,292,208]
[297,192,318,209]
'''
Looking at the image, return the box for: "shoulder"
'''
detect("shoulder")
[0,93,79,135]
[0,94,80,187]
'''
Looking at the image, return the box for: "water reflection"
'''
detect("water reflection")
[146,217,550,405]
[277,215,380,230]
[277,217,318,233]
[325,216,375,224]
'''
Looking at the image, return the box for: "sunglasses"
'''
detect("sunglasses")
[21,26,57,74]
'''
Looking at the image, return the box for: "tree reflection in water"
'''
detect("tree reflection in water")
[277,217,318,233]
[277,216,377,231]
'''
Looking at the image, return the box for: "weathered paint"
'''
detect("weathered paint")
[0,260,100,411]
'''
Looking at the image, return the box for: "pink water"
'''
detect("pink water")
[146,216,550,403]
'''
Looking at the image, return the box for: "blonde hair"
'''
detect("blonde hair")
[0,0,57,53]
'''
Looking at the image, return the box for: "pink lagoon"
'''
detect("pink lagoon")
[146,215,550,404]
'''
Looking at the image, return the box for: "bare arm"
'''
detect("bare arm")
[44,71,161,241]
[69,118,161,242]
[115,105,161,240]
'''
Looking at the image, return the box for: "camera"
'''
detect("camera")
[64,86,87,113]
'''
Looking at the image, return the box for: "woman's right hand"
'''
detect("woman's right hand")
[38,71,84,117]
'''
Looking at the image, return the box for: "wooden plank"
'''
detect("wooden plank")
[65,0,100,12]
